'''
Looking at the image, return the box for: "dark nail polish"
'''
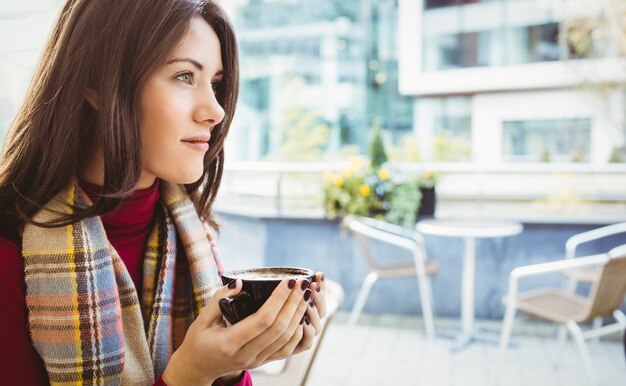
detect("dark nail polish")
[228,279,237,289]
[316,285,321,293]
[288,279,296,289]
[301,280,310,290]
[300,316,305,325]
[305,315,311,325]
[304,289,312,301]
[310,301,315,308]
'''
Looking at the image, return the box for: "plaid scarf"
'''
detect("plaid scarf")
[22,181,223,386]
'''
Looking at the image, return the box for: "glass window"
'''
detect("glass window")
[506,23,560,65]
[424,32,481,70]
[425,0,492,10]
[230,0,413,161]
[431,96,472,162]
[502,119,592,162]
[426,22,561,70]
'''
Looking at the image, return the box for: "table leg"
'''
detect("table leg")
[462,236,475,335]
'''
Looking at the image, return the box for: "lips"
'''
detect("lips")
[181,135,210,152]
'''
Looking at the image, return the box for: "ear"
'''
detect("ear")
[85,88,99,110]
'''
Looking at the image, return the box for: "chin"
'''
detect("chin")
[167,168,205,185]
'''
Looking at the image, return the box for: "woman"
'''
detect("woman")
[0,1,327,385]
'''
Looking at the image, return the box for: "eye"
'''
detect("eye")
[211,80,222,93]
[175,72,193,85]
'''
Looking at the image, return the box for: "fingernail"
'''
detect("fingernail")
[316,285,321,293]
[300,316,305,325]
[304,289,312,301]
[309,301,315,308]
[288,279,296,289]
[228,279,237,289]
[301,280,310,290]
[305,315,311,325]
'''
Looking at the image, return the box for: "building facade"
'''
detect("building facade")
[399,0,626,164]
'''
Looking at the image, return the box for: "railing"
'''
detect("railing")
[216,161,626,223]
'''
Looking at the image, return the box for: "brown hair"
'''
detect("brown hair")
[0,0,238,230]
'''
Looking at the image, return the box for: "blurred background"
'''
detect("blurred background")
[1,1,625,384]
[1,0,625,222]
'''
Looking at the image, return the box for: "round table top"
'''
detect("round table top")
[416,218,523,238]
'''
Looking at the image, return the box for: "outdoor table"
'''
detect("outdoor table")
[416,218,523,351]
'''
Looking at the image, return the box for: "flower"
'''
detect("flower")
[377,168,389,180]
[323,164,427,227]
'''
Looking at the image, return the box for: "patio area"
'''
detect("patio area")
[307,313,626,386]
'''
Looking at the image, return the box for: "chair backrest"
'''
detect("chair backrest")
[250,279,345,386]
[585,244,626,319]
[566,222,626,259]
[341,216,427,272]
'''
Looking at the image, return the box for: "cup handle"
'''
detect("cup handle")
[219,292,253,324]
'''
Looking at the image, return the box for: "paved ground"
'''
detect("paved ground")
[306,313,626,386]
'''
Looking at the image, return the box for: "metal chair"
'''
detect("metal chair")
[561,222,626,341]
[498,244,626,386]
[562,221,626,286]
[341,215,438,339]
[250,279,345,386]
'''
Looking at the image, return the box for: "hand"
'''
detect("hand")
[162,277,311,386]
[292,272,327,354]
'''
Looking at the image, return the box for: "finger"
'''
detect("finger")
[315,272,326,290]
[196,279,242,327]
[237,279,310,356]
[310,281,327,319]
[266,324,304,362]
[255,292,309,363]
[293,320,316,355]
[305,294,322,336]
[228,278,303,346]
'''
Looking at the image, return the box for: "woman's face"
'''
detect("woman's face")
[138,16,225,188]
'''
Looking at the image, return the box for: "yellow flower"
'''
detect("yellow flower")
[359,184,371,197]
[377,168,389,180]
[334,176,344,187]
[342,168,355,178]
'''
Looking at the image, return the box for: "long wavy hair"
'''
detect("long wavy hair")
[0,0,238,230]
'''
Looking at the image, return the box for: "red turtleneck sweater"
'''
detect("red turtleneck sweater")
[0,181,250,386]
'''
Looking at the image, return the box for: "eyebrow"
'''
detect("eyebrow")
[166,57,203,70]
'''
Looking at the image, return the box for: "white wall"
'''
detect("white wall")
[471,89,623,164]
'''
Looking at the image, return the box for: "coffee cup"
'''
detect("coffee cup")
[219,266,315,324]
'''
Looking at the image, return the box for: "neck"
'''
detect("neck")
[80,149,156,189]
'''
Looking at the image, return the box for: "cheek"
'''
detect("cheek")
[139,95,183,151]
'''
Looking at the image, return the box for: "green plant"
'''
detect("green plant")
[384,181,422,228]
[323,165,422,227]
[418,171,437,189]
[540,147,551,163]
[609,147,625,163]
[369,121,388,170]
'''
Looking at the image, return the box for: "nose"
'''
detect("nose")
[194,85,225,129]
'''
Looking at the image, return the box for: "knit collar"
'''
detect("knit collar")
[79,179,160,231]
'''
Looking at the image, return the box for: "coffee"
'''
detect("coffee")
[226,267,312,281]
[219,266,315,324]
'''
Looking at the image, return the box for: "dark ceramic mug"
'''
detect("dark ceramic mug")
[219,266,315,324]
